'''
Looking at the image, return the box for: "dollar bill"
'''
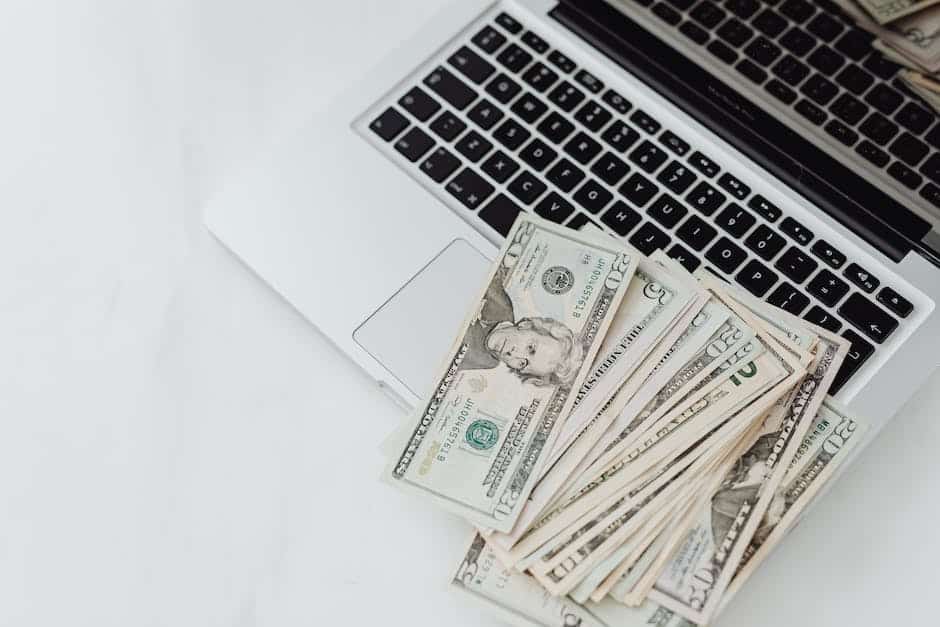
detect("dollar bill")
[834,0,940,71]
[386,215,636,532]
[856,0,940,24]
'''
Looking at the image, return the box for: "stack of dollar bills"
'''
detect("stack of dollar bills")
[382,215,869,626]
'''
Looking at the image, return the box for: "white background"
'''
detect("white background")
[2,1,938,625]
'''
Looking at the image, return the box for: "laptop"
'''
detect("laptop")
[204,0,940,442]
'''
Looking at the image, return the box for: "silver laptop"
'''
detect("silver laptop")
[204,0,940,442]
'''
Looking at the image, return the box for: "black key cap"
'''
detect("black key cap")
[495,12,523,34]
[660,131,690,156]
[844,262,879,292]
[537,112,576,144]
[887,161,923,189]
[795,99,828,125]
[564,132,603,164]
[546,158,586,192]
[780,27,815,57]
[865,83,904,115]
[835,28,874,62]
[889,133,929,167]
[863,52,901,80]
[717,172,750,199]
[493,118,530,151]
[667,243,702,272]
[429,110,467,141]
[394,126,435,161]
[630,221,672,254]
[804,305,842,332]
[472,26,507,55]
[620,172,658,207]
[830,93,869,125]
[449,46,496,84]
[860,112,899,145]
[519,138,557,171]
[807,12,844,42]
[602,121,641,153]
[766,78,798,104]
[535,191,576,223]
[574,69,604,94]
[648,194,689,229]
[856,140,890,167]
[446,167,494,209]
[780,0,814,22]
[653,1,683,25]
[835,64,875,95]
[688,151,720,177]
[895,101,932,135]
[676,214,717,250]
[575,101,613,132]
[746,223,787,260]
[810,239,846,269]
[657,161,697,194]
[767,281,811,314]
[717,18,754,47]
[736,259,778,297]
[921,152,940,184]
[774,246,818,283]
[481,150,520,183]
[744,36,782,67]
[497,44,533,73]
[708,40,739,65]
[714,203,756,237]
[706,237,748,274]
[685,181,726,216]
[485,73,522,104]
[690,1,727,28]
[479,193,524,236]
[603,89,632,114]
[680,20,710,45]
[548,50,576,74]
[801,73,839,105]
[630,110,662,135]
[629,140,669,173]
[420,147,461,183]
[602,200,643,236]
[839,292,897,343]
[467,99,504,130]
[508,170,547,205]
[780,216,814,245]
[825,119,859,146]
[521,31,550,54]
[399,87,441,122]
[772,55,810,86]
[511,92,549,123]
[424,67,477,110]
[522,62,560,93]
[566,213,601,232]
[753,9,787,38]
[591,152,631,185]
[548,81,587,112]
[922,182,940,208]
[455,130,493,163]
[726,0,759,20]
[807,269,850,307]
[573,179,614,213]
[748,194,782,222]
[878,286,913,318]
[370,107,409,141]
[831,329,874,393]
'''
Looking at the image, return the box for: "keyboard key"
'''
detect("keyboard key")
[573,179,614,214]
[420,147,461,183]
[714,203,756,237]
[574,69,604,94]
[546,158,585,192]
[889,133,929,166]
[800,74,839,105]
[429,110,467,141]
[424,66,477,110]
[493,118,530,150]
[753,8,787,38]
[736,259,778,297]
[856,140,890,167]
[895,101,932,135]
[620,172,658,207]
[602,121,641,153]
[566,213,601,232]
[511,92,549,123]
[497,43,533,73]
[467,99,504,130]
[479,194,523,236]
[398,87,441,122]
[877,286,913,318]
[726,0,759,19]
[481,150,520,183]
[564,132,603,164]
[830,92,868,125]
[746,223,787,260]
[449,46,496,84]
[602,200,643,236]
[630,221,672,254]
[629,140,669,173]
[779,216,814,245]
[887,161,923,189]
[446,167,494,210]
[807,269,850,307]
[863,52,901,80]
[839,292,897,343]
[455,130,493,163]
[679,20,710,45]
[602,89,632,114]
[922,182,940,208]
[706,237,748,274]
[744,36,782,67]
[835,64,874,95]
[717,18,754,47]
[807,45,844,75]
[394,126,435,161]
[685,181,726,215]
[795,99,827,125]
[824,119,859,146]
[508,171,547,205]
[780,27,815,57]
[667,243,702,272]
[810,239,846,269]
[844,262,879,292]
[648,194,689,228]
[652,1,683,25]
[865,83,904,115]
[518,138,557,171]
[748,194,782,222]
[548,81,587,112]
[547,50,576,74]
[766,78,798,104]
[676,214,717,250]
[807,12,844,42]
[521,31,550,54]
[591,152,631,185]
[707,40,739,65]
[522,62,560,93]
[495,12,523,34]
[657,161,697,194]
[472,26,507,55]
[575,101,613,132]
[537,111,576,144]
[772,55,810,86]
[767,282,810,314]
[630,110,662,135]
[859,112,898,144]
[774,246,818,283]
[690,1,727,29]
[831,329,874,393]
[485,73,521,104]
[921,152,940,184]
[369,107,409,141]
[717,172,750,199]
[835,28,874,62]
[688,151,720,177]
[779,0,814,23]
[535,191,576,223]
[804,305,842,332]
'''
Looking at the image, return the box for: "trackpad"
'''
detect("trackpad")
[353,238,491,397]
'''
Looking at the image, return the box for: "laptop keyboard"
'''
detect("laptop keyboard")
[629,0,940,212]
[363,8,917,395]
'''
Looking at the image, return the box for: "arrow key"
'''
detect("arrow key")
[838,292,897,344]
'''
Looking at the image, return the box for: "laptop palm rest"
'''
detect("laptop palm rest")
[353,238,491,398]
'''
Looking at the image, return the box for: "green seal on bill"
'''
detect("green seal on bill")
[465,419,500,451]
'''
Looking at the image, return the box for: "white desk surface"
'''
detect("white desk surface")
[2,1,938,625]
